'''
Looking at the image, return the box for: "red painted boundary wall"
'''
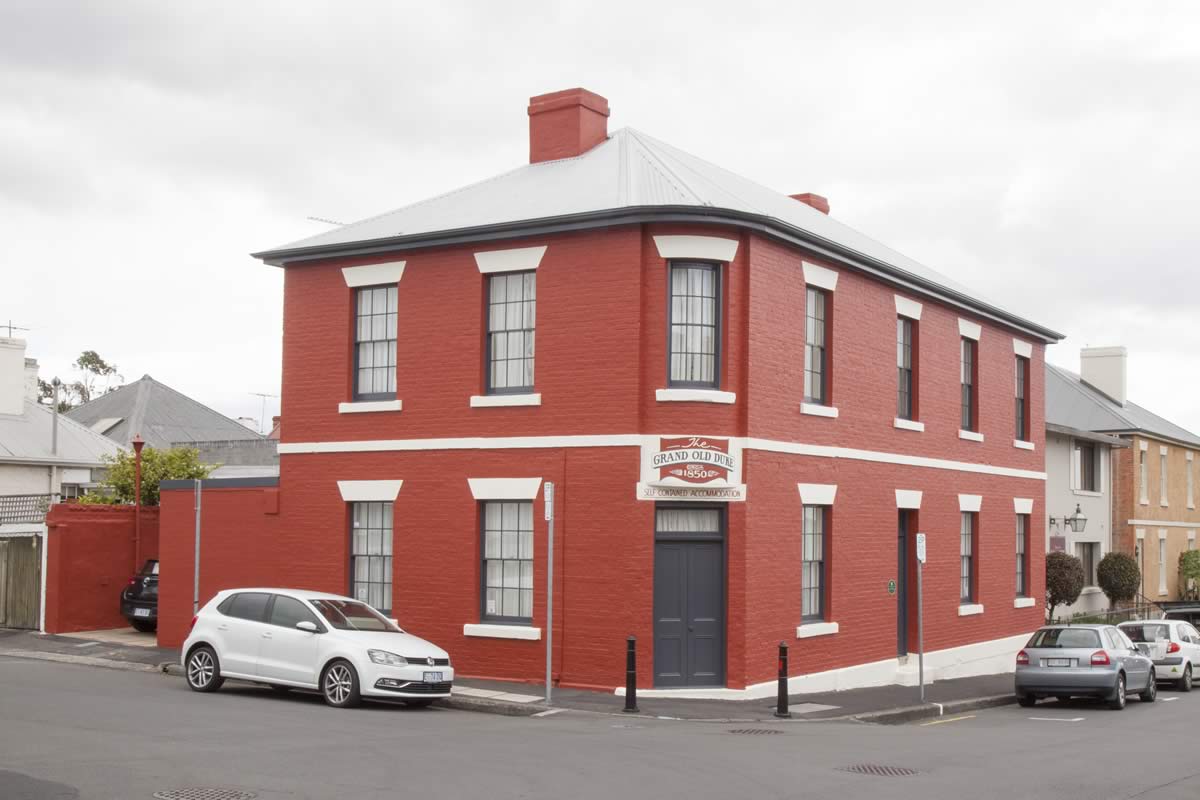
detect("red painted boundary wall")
[44,504,159,634]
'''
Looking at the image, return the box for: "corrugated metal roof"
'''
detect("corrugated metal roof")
[1046,363,1200,447]
[254,128,1058,340]
[67,375,264,450]
[0,400,123,467]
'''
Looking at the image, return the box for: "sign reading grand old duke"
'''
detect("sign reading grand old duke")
[638,436,745,501]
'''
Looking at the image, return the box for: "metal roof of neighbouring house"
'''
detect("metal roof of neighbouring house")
[67,375,265,450]
[1046,363,1200,449]
[0,400,123,468]
[252,127,1062,343]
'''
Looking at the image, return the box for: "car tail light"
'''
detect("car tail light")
[188,615,198,632]
[1168,641,1181,654]
[1090,650,1111,666]
[1016,650,1030,666]
[127,577,138,586]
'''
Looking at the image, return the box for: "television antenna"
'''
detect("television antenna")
[2,320,30,337]
[249,392,279,435]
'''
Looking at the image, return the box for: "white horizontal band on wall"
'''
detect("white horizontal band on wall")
[1014,497,1034,515]
[467,477,542,500]
[894,295,922,320]
[1128,519,1200,528]
[802,262,838,291]
[342,261,406,287]
[958,319,982,341]
[474,245,547,274]
[896,489,923,509]
[337,480,403,502]
[653,235,739,262]
[1012,338,1033,358]
[797,484,837,505]
[959,494,982,512]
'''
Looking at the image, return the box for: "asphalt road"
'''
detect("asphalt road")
[2,654,1199,800]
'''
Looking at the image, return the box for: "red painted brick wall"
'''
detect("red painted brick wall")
[44,504,159,634]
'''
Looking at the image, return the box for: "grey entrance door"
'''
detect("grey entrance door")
[897,511,909,656]
[653,507,724,687]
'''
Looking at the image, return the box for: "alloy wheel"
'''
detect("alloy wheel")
[325,664,353,705]
[188,651,214,689]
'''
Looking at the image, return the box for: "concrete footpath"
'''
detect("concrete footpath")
[0,627,1015,723]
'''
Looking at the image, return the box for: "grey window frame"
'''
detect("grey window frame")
[484,270,536,395]
[480,500,534,624]
[804,287,829,405]
[1016,514,1029,597]
[961,337,976,431]
[349,501,394,614]
[897,317,916,420]
[960,512,975,603]
[801,505,828,622]
[667,261,722,389]
[1015,355,1030,441]
[352,284,398,402]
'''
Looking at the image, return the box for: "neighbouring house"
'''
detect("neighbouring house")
[1044,360,1128,617]
[1050,347,1200,603]
[0,336,123,630]
[66,374,278,479]
[157,88,1063,697]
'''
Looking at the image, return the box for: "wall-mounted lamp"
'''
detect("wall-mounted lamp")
[1050,503,1088,533]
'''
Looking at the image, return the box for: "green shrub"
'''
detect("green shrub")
[1179,550,1200,600]
[1045,552,1085,622]
[79,446,213,506]
[1097,551,1141,609]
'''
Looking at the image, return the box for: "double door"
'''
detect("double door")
[653,507,725,688]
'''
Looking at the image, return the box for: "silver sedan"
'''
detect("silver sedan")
[1014,624,1157,710]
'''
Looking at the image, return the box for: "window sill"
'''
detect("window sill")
[1160,502,1170,508]
[469,393,541,408]
[795,621,839,638]
[958,429,983,442]
[800,402,839,418]
[958,603,985,617]
[463,623,541,641]
[656,388,736,404]
[338,400,403,414]
[1014,597,1036,609]
[1013,439,1035,451]
[1072,490,1103,498]
[894,418,925,432]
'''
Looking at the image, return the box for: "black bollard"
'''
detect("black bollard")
[774,641,791,718]
[623,635,640,713]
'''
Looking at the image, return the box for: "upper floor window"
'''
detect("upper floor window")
[486,271,536,393]
[960,338,976,431]
[354,285,398,401]
[897,318,916,420]
[804,287,829,405]
[1014,355,1030,441]
[668,262,720,388]
[1188,456,1195,508]
[1160,448,1170,506]
[1075,441,1098,492]
[1139,448,1149,505]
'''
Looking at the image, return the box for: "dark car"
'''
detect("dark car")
[1161,604,1200,628]
[120,559,158,632]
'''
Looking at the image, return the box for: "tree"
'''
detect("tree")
[80,447,213,506]
[37,350,123,411]
[1046,551,1085,622]
[1179,551,1200,601]
[1097,551,1141,609]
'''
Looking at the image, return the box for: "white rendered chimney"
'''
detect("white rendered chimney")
[24,358,40,403]
[0,337,28,415]
[1080,346,1127,407]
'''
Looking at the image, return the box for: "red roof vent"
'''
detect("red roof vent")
[791,193,830,215]
[528,88,610,164]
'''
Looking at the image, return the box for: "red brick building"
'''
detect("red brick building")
[159,88,1062,697]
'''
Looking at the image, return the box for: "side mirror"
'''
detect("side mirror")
[296,621,319,633]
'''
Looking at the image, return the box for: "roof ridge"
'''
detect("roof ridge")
[624,128,707,205]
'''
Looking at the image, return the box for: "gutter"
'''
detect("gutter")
[251,205,1065,344]
[1045,423,1128,447]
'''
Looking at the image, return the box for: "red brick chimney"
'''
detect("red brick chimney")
[791,193,830,215]
[528,88,610,164]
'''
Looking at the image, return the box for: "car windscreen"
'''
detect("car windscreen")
[1121,623,1170,643]
[309,599,395,632]
[141,560,159,576]
[1027,628,1101,649]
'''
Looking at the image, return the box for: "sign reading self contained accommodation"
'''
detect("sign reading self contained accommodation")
[637,436,746,502]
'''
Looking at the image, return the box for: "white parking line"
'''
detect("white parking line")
[1029,717,1085,722]
[532,708,566,718]
[73,642,100,649]
[1161,697,1179,702]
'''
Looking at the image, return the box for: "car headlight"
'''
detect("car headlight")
[368,650,408,667]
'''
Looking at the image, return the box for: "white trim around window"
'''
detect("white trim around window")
[656,388,736,404]
[894,418,925,432]
[894,295,923,320]
[1014,439,1035,451]
[801,402,839,418]
[797,483,837,505]
[958,319,982,341]
[896,489,923,509]
[652,235,739,262]
[1014,597,1036,609]
[801,261,838,291]
[796,621,839,638]
[1014,497,1034,515]
[342,261,406,287]
[337,480,403,502]
[339,399,403,414]
[958,603,985,616]
[466,478,542,500]
[959,429,984,442]
[959,494,982,513]
[473,245,548,274]
[463,623,542,640]
[470,393,542,408]
[1012,338,1033,358]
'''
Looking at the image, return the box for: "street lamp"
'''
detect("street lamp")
[132,434,145,570]
[1050,503,1088,533]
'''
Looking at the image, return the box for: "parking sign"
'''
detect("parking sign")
[916,533,927,564]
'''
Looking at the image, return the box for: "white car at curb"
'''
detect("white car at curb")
[182,588,453,708]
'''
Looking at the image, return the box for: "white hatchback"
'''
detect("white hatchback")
[182,588,454,708]
[1119,619,1200,691]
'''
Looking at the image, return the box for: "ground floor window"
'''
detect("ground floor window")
[1076,542,1098,587]
[801,505,827,621]
[350,502,393,613]
[1016,515,1029,597]
[482,501,533,622]
[960,512,975,603]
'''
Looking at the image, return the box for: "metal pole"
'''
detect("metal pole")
[545,482,554,706]
[917,559,925,704]
[50,380,59,456]
[192,479,202,615]
[623,636,639,713]
[774,641,791,718]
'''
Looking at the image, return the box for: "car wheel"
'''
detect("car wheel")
[404,699,435,709]
[185,646,224,693]
[131,620,156,633]
[321,660,361,708]
[1017,694,1037,708]
[1108,674,1126,710]
[1139,671,1157,703]
[1179,665,1192,693]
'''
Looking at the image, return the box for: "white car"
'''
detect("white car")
[1119,619,1200,691]
[182,588,453,708]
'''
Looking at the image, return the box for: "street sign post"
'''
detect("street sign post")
[915,532,926,702]
[544,482,555,706]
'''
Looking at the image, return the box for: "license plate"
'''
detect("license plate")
[423,671,443,683]
[133,608,151,618]
[1046,658,1071,667]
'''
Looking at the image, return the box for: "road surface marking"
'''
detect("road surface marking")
[1161,697,1179,702]
[73,642,100,649]
[1029,717,1084,722]
[920,714,975,726]
[533,708,566,717]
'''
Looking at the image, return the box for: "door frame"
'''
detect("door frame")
[652,503,727,688]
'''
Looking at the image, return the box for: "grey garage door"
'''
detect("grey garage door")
[653,507,724,687]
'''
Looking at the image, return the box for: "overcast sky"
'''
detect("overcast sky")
[3,1,1198,434]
